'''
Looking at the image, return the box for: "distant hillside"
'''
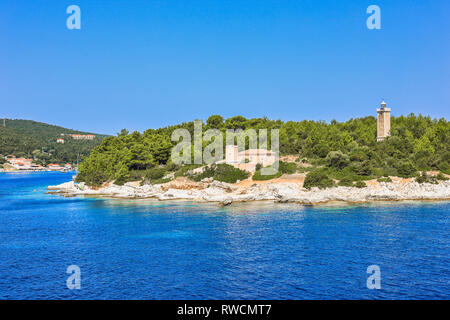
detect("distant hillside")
[0,119,109,165]
[3,119,107,140]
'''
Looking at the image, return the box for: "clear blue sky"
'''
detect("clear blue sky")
[1,0,449,134]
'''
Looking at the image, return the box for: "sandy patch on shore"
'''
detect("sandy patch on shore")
[236,174,306,188]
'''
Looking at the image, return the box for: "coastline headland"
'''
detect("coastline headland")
[48,177,450,206]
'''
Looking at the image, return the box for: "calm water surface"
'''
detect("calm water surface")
[0,172,448,299]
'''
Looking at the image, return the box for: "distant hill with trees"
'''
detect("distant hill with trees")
[0,119,109,165]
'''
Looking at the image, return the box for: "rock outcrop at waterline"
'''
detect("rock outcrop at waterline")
[47,178,450,205]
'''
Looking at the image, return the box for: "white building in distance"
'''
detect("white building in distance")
[222,145,276,173]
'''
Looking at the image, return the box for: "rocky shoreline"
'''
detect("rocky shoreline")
[47,178,450,206]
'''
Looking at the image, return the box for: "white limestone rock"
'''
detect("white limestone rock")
[48,179,450,205]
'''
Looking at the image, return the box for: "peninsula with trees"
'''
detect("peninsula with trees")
[49,103,450,204]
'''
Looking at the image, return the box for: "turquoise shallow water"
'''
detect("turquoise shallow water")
[0,172,449,299]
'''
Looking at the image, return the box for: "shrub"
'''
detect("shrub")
[349,149,368,162]
[377,177,392,183]
[129,170,146,181]
[303,169,334,189]
[145,167,166,181]
[441,166,450,175]
[192,164,249,183]
[371,167,384,178]
[252,168,282,181]
[324,165,367,182]
[164,162,179,172]
[296,166,307,173]
[355,181,366,188]
[416,172,438,184]
[312,143,329,158]
[436,173,448,181]
[213,164,249,183]
[190,165,215,182]
[279,161,297,174]
[338,178,354,187]
[380,167,397,177]
[174,164,201,177]
[353,160,373,176]
[416,172,427,184]
[75,170,108,187]
[414,156,433,171]
[325,151,350,169]
[397,161,417,178]
[438,160,450,175]
[149,178,171,185]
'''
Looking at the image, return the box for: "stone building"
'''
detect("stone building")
[223,145,276,173]
[377,100,391,141]
[70,134,95,140]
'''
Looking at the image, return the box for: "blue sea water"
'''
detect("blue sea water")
[0,172,448,300]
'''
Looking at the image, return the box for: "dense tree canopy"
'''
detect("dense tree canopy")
[76,114,449,186]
